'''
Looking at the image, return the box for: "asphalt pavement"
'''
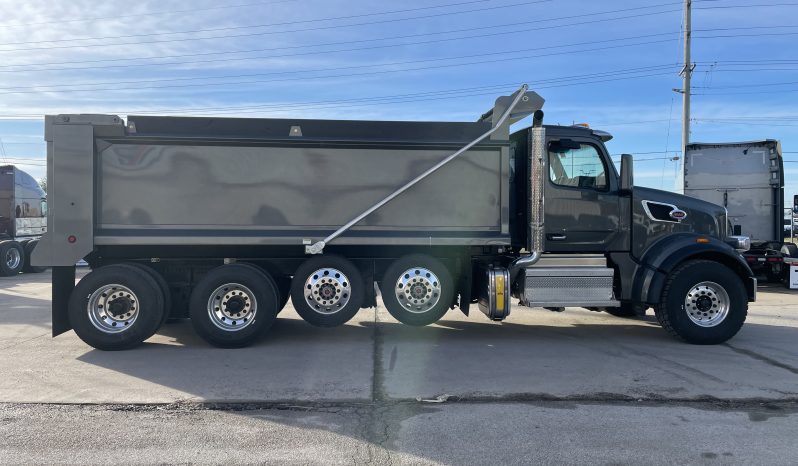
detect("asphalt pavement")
[1,270,797,464]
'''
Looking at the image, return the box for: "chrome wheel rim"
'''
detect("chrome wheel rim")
[87,284,139,334]
[394,267,442,314]
[684,281,730,327]
[303,268,351,314]
[5,248,21,270]
[207,283,257,332]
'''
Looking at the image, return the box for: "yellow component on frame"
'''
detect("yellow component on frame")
[495,274,506,311]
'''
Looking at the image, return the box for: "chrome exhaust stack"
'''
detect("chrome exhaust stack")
[510,118,546,285]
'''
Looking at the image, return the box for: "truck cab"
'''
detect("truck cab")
[501,123,755,342]
[0,165,48,276]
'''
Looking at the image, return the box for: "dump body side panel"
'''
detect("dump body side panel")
[35,114,512,266]
[96,141,508,245]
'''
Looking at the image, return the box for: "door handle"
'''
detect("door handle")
[547,234,567,241]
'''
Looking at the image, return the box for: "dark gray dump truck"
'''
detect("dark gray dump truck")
[0,165,47,276]
[32,86,756,350]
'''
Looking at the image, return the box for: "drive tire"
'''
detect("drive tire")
[238,262,291,314]
[0,241,25,276]
[290,255,364,327]
[22,239,47,273]
[380,254,455,327]
[189,263,279,348]
[68,264,165,351]
[655,260,747,345]
[121,262,173,327]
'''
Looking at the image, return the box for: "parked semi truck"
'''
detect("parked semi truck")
[32,86,756,350]
[0,165,47,276]
[684,140,795,282]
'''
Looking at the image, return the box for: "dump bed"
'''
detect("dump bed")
[99,116,509,244]
[33,88,543,266]
[684,140,783,243]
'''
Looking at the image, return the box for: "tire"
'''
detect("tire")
[290,255,365,327]
[655,260,747,345]
[781,243,798,258]
[189,263,280,348]
[602,303,646,318]
[380,254,455,326]
[22,240,47,273]
[0,241,25,276]
[237,262,290,314]
[68,264,165,350]
[121,262,173,327]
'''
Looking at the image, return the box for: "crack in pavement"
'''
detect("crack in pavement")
[723,343,798,376]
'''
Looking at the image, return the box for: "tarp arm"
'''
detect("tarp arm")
[306,84,542,254]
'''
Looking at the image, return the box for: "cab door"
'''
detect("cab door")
[544,136,624,252]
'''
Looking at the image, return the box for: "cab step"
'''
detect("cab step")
[519,262,619,308]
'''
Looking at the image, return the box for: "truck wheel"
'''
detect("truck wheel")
[120,262,173,327]
[655,260,747,345]
[290,255,365,327]
[0,241,25,276]
[189,264,279,348]
[68,264,165,350]
[22,240,47,273]
[380,254,455,326]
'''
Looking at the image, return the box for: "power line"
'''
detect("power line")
[611,150,682,155]
[695,31,798,39]
[694,88,798,95]
[0,33,679,93]
[10,1,792,51]
[0,0,299,29]
[0,38,681,96]
[0,5,683,73]
[0,0,554,53]
[694,80,798,89]
[0,65,680,119]
[0,0,492,45]
[694,1,798,9]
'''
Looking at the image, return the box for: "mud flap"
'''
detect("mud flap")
[52,266,75,336]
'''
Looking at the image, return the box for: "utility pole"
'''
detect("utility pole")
[678,0,692,193]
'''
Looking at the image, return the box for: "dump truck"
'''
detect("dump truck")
[684,140,794,282]
[0,165,47,276]
[32,86,756,350]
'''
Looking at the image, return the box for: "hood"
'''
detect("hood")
[631,186,728,258]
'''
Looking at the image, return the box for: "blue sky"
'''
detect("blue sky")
[1,0,797,198]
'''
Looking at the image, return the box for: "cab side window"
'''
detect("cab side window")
[549,141,607,190]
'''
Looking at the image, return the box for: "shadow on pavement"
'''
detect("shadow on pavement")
[68,311,798,463]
